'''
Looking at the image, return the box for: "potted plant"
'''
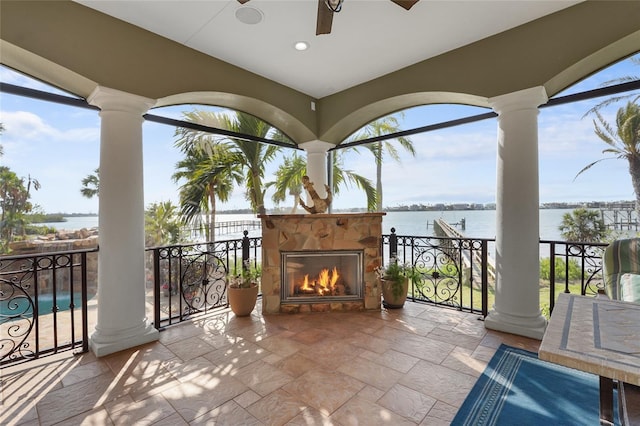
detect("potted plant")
[228,260,260,316]
[376,258,418,309]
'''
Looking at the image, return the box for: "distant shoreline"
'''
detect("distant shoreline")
[38,200,635,218]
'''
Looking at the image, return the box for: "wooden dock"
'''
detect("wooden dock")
[599,206,639,231]
[433,218,496,282]
[214,220,261,235]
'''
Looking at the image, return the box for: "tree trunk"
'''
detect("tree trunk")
[290,194,299,214]
[376,142,383,211]
[628,156,640,218]
[209,189,216,243]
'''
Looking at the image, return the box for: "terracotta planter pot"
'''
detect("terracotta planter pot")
[228,284,259,316]
[381,277,408,309]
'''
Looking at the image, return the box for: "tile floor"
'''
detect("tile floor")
[1,301,540,425]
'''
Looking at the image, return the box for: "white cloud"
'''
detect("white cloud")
[1,110,98,143]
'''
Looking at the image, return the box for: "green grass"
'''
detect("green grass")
[410,275,587,319]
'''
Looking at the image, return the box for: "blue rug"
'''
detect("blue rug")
[451,344,618,425]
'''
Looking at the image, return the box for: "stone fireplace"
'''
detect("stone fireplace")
[259,213,385,314]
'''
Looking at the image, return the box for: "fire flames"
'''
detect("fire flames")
[298,267,343,296]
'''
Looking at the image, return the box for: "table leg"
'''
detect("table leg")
[600,376,614,426]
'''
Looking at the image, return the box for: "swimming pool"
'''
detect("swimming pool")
[0,292,94,317]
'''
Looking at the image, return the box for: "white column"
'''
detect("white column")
[299,140,333,200]
[485,86,548,340]
[87,86,158,357]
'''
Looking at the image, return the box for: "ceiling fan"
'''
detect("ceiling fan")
[236,0,420,35]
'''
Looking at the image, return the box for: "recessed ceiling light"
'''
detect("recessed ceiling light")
[235,6,263,25]
[294,41,309,51]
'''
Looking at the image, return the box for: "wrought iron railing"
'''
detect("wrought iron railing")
[146,231,261,328]
[0,248,98,366]
[381,229,493,315]
[380,229,608,317]
[540,240,608,313]
[0,228,609,367]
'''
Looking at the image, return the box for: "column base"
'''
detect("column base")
[484,309,547,340]
[89,321,159,357]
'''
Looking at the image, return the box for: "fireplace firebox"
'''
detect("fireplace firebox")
[281,251,363,304]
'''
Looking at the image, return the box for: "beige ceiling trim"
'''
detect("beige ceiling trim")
[155,92,316,143]
[545,30,640,97]
[0,40,97,98]
[319,92,489,144]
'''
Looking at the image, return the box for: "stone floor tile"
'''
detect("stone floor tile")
[247,389,307,426]
[290,327,332,345]
[378,383,437,423]
[385,315,438,337]
[428,327,483,350]
[285,406,337,425]
[283,369,365,415]
[346,331,393,354]
[420,400,458,425]
[440,345,490,377]
[59,360,112,387]
[202,339,268,371]
[358,348,420,373]
[149,412,188,426]
[391,333,455,364]
[165,336,216,361]
[356,385,386,402]
[330,395,416,426]
[234,389,262,408]
[162,355,218,384]
[106,393,176,425]
[36,373,128,426]
[234,359,294,396]
[298,338,363,369]
[0,397,39,426]
[160,375,248,423]
[400,361,477,407]
[337,356,403,391]
[158,321,205,345]
[102,342,177,374]
[255,334,306,357]
[271,352,318,378]
[2,301,542,426]
[191,400,263,425]
[52,407,114,426]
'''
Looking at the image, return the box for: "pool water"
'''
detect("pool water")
[0,292,94,317]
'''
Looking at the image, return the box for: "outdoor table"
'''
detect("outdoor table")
[539,293,640,426]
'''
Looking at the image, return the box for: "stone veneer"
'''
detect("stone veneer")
[259,213,385,314]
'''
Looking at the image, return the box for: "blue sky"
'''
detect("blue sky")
[0,53,638,214]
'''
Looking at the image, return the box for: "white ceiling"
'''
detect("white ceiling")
[75,0,581,98]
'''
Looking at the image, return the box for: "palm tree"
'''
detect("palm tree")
[584,56,639,116]
[576,102,640,214]
[558,208,609,242]
[270,153,306,213]
[216,112,281,215]
[349,114,415,211]
[332,150,378,211]
[1,123,5,157]
[80,168,100,199]
[172,138,241,242]
[144,201,182,246]
[176,110,281,216]
[270,151,377,212]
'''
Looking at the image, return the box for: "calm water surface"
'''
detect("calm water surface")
[44,209,615,241]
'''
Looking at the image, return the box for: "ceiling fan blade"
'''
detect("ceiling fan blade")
[316,0,334,35]
[237,0,250,3]
[391,0,419,10]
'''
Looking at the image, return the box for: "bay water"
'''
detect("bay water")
[43,209,622,241]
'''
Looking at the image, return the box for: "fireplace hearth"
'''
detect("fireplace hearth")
[259,213,385,314]
[281,250,363,303]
